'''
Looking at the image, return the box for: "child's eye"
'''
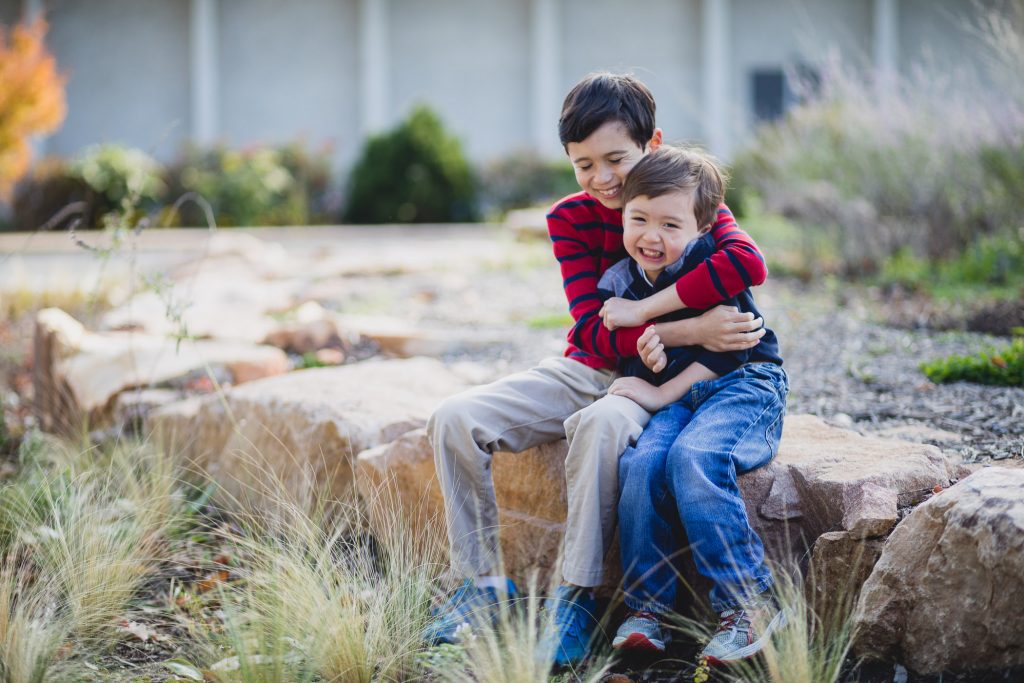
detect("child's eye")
[664,223,679,229]
[632,217,646,224]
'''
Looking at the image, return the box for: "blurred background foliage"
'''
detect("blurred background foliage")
[2,5,1022,315]
[727,5,1024,295]
[0,17,65,200]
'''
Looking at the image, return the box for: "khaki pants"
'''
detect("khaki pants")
[428,356,651,587]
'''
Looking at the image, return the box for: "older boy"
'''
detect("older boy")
[423,73,768,665]
[606,147,787,664]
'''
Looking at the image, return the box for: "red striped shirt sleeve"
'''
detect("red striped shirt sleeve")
[549,203,646,361]
[672,204,768,309]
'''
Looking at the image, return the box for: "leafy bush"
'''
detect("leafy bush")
[478,150,577,215]
[921,338,1024,386]
[167,142,337,227]
[880,230,1024,293]
[9,144,165,231]
[344,105,478,223]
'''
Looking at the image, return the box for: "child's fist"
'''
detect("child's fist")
[638,325,668,373]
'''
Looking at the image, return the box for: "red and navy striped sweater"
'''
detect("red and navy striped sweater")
[547,191,768,371]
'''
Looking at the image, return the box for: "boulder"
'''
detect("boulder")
[355,415,957,589]
[808,531,885,626]
[853,468,1024,674]
[750,415,952,558]
[33,308,288,435]
[150,357,467,509]
[356,429,572,582]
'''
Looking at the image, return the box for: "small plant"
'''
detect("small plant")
[344,106,479,224]
[920,338,1024,386]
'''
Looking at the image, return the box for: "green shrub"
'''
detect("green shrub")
[167,142,336,227]
[478,150,577,215]
[921,338,1024,386]
[10,144,165,231]
[344,105,478,223]
[878,231,1024,296]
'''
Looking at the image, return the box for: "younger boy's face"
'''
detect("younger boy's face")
[566,121,661,210]
[623,190,701,282]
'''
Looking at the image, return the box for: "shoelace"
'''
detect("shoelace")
[715,609,752,635]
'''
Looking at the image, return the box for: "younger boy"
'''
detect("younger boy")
[423,73,769,667]
[604,146,787,664]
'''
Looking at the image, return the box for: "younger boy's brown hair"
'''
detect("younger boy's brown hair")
[621,145,728,232]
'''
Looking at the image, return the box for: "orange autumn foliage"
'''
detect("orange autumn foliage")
[0,17,66,199]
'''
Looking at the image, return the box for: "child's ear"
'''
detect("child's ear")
[647,128,663,152]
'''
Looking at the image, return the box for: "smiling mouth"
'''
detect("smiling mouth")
[595,186,620,198]
[638,247,664,260]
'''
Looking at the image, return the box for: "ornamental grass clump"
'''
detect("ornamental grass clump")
[731,4,1024,277]
[0,433,187,680]
[191,474,442,682]
[670,564,859,683]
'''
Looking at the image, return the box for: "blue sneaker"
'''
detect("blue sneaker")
[542,584,600,668]
[422,578,519,645]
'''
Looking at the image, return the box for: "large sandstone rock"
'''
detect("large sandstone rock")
[743,415,955,561]
[33,308,288,434]
[356,415,958,589]
[150,357,466,509]
[356,430,571,582]
[853,468,1024,674]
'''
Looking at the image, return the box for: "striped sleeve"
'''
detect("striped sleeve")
[672,204,768,309]
[549,205,645,361]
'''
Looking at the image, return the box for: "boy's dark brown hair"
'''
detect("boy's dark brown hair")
[621,145,728,231]
[558,72,656,150]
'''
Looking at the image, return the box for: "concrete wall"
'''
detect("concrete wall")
[561,0,702,147]
[0,0,21,26]
[44,0,191,160]
[731,0,873,146]
[218,0,360,169]
[3,0,1007,171]
[390,0,531,162]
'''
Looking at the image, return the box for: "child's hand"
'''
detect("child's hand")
[599,297,647,330]
[638,325,668,373]
[695,306,765,351]
[608,377,668,413]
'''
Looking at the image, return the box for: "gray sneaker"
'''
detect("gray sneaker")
[612,610,670,653]
[701,599,787,664]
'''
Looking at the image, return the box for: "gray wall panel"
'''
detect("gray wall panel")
[45,0,191,161]
[561,0,702,145]
[219,0,359,170]
[390,0,531,162]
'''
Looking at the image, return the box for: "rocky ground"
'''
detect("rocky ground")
[1,225,1022,682]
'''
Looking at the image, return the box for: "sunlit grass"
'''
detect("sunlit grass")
[666,563,859,683]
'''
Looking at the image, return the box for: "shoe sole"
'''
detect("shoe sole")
[612,632,668,653]
[704,608,788,665]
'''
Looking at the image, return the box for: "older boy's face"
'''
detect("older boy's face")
[623,190,701,282]
[566,121,659,209]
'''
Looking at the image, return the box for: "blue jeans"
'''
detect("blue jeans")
[618,362,788,614]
